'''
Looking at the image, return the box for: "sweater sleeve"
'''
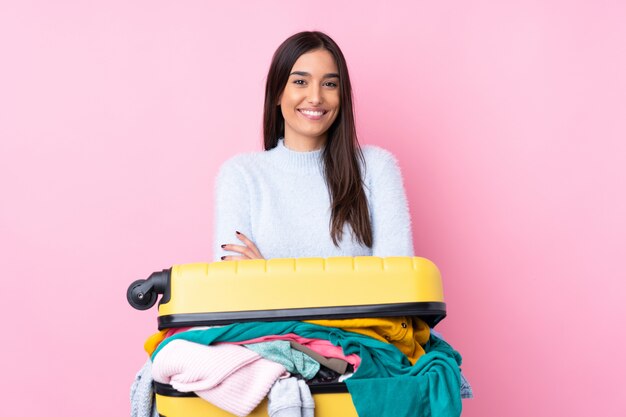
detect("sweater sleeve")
[367,148,415,257]
[212,157,253,261]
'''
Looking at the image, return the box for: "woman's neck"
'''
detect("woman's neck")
[283,135,326,152]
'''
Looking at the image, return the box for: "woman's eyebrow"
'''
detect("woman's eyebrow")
[290,71,340,78]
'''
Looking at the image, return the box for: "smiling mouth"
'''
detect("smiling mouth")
[298,109,327,120]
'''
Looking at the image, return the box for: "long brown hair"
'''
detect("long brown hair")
[263,31,372,247]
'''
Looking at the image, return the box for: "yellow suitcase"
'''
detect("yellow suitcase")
[128,256,446,417]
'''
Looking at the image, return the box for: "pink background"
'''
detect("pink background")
[1,1,625,416]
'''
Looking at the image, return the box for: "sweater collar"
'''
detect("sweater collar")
[268,138,324,174]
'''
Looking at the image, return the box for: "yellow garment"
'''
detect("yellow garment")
[305,316,430,365]
[144,330,168,356]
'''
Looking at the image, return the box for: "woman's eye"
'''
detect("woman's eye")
[324,81,338,88]
[294,79,306,85]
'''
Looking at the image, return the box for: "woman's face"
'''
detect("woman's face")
[279,49,340,150]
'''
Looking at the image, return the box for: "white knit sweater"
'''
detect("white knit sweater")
[213,139,414,261]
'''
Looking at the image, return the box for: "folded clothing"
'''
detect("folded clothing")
[152,340,287,417]
[289,341,349,374]
[223,332,361,371]
[130,359,159,417]
[268,377,314,417]
[244,340,320,380]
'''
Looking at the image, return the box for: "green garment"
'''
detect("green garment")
[244,340,320,380]
[346,336,462,417]
[152,321,462,417]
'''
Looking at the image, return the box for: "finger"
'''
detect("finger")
[221,244,254,258]
[220,255,248,261]
[221,244,256,259]
[235,231,263,258]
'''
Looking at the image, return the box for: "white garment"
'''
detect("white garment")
[213,139,414,260]
[267,377,314,417]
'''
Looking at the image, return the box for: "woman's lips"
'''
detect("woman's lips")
[298,109,327,121]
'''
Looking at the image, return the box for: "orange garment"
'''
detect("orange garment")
[304,317,430,365]
[144,330,168,356]
[145,327,195,355]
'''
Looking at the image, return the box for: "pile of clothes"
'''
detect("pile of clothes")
[130,317,472,417]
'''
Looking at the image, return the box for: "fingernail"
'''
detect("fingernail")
[221,256,226,260]
[236,231,241,235]
[221,244,226,248]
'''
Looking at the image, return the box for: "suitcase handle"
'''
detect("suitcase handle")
[127,269,169,310]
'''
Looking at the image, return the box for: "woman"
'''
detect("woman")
[214,31,414,261]
[131,32,471,417]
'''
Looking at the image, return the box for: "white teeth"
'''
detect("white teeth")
[300,110,324,116]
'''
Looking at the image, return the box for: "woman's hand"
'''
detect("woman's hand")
[220,231,264,260]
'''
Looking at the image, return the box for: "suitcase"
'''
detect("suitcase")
[128,256,447,417]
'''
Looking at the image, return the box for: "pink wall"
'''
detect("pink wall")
[1,1,624,416]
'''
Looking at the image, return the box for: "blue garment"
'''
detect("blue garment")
[130,359,159,417]
[244,340,320,379]
[460,373,474,399]
[152,321,463,417]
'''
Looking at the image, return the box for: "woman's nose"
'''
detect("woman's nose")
[307,85,322,104]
